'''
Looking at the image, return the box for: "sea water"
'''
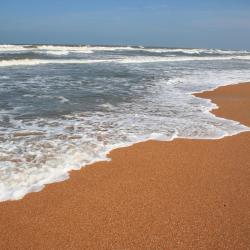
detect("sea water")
[0,44,250,201]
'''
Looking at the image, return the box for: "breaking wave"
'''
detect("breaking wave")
[1,55,250,67]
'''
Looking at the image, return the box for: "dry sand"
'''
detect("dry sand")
[0,82,249,250]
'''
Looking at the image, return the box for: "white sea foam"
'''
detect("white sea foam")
[0,45,30,52]
[56,96,70,103]
[0,44,249,55]
[1,55,250,67]
[42,51,70,56]
[0,44,134,54]
[118,55,250,63]
[36,45,94,54]
[0,59,109,67]
[142,48,250,54]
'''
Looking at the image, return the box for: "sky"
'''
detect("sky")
[0,0,250,49]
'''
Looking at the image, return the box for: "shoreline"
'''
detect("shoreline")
[0,82,250,249]
[195,82,250,127]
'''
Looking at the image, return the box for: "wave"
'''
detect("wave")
[0,45,134,55]
[36,45,94,54]
[118,55,250,63]
[1,55,250,67]
[0,45,29,51]
[0,59,109,67]
[144,48,250,55]
[0,44,249,56]
[38,51,70,56]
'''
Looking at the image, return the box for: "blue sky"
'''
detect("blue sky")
[0,0,250,49]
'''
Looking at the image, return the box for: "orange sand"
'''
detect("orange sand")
[0,82,249,249]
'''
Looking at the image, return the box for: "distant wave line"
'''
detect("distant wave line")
[1,55,250,67]
[0,45,249,55]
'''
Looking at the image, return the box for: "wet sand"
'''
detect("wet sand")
[0,82,249,249]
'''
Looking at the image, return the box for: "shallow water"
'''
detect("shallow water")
[0,45,250,201]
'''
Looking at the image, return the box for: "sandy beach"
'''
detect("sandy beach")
[0,82,249,249]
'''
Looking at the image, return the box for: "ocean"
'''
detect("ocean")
[0,44,250,201]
